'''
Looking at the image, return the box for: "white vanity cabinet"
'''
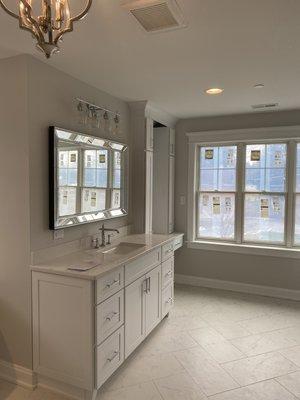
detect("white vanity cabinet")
[32,235,183,399]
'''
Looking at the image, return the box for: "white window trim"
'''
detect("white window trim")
[187,125,300,258]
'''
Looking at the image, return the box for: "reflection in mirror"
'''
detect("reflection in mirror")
[49,127,128,229]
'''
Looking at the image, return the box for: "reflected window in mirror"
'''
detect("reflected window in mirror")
[50,127,128,229]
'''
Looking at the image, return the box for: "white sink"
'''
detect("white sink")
[102,242,145,256]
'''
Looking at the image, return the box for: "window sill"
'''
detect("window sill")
[188,240,300,259]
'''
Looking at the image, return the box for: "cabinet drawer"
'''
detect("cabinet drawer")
[161,242,174,261]
[96,290,124,345]
[96,266,124,304]
[125,248,161,286]
[96,326,124,389]
[162,258,174,290]
[162,284,174,318]
[174,235,183,251]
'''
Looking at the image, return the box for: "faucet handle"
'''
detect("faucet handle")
[107,234,112,245]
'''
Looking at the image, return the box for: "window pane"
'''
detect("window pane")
[200,147,218,169]
[245,168,265,191]
[112,189,121,209]
[265,168,285,192]
[81,188,106,213]
[266,143,286,169]
[246,144,266,168]
[200,169,218,191]
[219,146,237,169]
[84,168,96,187]
[113,151,122,189]
[218,169,236,191]
[198,193,235,239]
[58,187,77,216]
[244,194,285,243]
[294,195,300,244]
[295,169,300,192]
[245,144,286,192]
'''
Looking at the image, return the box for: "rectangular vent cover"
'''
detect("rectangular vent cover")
[122,0,186,33]
[251,103,279,110]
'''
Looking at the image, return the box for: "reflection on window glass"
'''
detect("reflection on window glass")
[111,189,121,209]
[113,151,122,189]
[198,193,235,239]
[244,194,285,243]
[245,144,286,192]
[58,187,77,216]
[84,149,108,188]
[199,146,237,191]
[81,188,106,213]
[294,195,300,244]
[58,150,78,187]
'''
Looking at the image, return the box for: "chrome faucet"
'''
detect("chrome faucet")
[99,224,120,247]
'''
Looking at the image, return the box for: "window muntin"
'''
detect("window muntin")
[243,143,287,245]
[198,146,237,240]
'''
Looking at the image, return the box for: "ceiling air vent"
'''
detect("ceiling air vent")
[121,0,186,33]
[251,103,279,111]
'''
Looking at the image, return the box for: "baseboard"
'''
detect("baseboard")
[0,359,37,390]
[37,375,95,400]
[175,274,300,301]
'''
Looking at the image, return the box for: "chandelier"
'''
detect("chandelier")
[0,0,92,58]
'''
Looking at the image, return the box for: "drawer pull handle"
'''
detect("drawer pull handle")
[105,279,119,289]
[107,351,119,363]
[166,297,173,304]
[105,312,119,322]
[166,248,173,254]
[165,271,173,278]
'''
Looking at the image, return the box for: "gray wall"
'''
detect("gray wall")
[0,55,132,370]
[27,56,131,252]
[175,110,300,291]
[0,56,32,368]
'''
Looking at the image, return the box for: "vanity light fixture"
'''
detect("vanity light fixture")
[0,0,92,58]
[205,88,224,95]
[254,83,265,89]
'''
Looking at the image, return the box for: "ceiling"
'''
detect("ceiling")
[0,0,300,119]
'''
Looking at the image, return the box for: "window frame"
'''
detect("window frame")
[187,126,300,257]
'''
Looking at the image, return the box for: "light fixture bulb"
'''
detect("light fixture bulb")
[205,88,224,95]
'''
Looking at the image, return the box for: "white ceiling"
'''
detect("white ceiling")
[1,0,300,118]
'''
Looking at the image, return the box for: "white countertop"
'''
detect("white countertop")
[30,233,184,280]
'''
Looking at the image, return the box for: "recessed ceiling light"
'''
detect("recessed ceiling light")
[254,83,265,89]
[205,88,224,95]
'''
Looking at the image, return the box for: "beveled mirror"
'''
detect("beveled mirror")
[49,127,128,229]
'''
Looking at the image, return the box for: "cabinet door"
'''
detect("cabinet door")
[145,265,161,336]
[168,156,175,233]
[125,276,146,358]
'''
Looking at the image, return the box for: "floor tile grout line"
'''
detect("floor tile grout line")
[275,374,300,399]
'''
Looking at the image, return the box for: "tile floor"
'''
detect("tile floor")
[1,284,300,399]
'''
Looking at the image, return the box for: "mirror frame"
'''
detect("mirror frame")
[49,126,129,230]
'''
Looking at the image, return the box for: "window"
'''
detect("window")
[189,131,300,251]
[243,144,287,244]
[198,146,237,240]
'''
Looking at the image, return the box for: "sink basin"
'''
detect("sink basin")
[102,242,145,256]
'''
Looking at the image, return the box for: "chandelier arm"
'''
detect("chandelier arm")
[0,0,19,19]
[54,24,74,45]
[19,0,46,43]
[70,0,92,22]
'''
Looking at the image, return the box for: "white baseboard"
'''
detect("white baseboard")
[0,359,37,390]
[175,274,300,301]
[37,375,88,400]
